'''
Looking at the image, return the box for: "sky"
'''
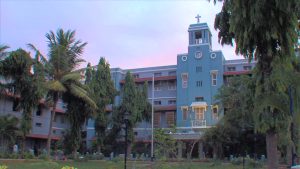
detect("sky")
[0,0,243,69]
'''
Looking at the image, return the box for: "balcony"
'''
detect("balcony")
[191,120,206,128]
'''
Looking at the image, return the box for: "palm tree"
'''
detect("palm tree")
[29,29,96,158]
[0,115,19,153]
[0,48,45,155]
[0,45,10,60]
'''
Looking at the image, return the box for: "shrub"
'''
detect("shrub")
[23,152,34,159]
[0,165,8,169]
[61,166,77,169]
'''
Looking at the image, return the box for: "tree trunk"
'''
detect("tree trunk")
[188,140,198,160]
[266,130,278,169]
[47,100,57,159]
[73,148,78,159]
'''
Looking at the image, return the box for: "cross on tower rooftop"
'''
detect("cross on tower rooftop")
[195,14,201,23]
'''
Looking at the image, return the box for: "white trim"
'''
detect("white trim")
[87,127,95,130]
[52,127,65,130]
[128,67,177,74]
[181,56,187,61]
[210,53,216,59]
[189,43,210,47]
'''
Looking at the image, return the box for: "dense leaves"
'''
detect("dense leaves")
[214,1,300,168]
[0,115,19,153]
[87,58,117,153]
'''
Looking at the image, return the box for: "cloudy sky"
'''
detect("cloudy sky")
[0,0,243,69]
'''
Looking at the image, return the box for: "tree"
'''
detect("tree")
[0,48,45,155]
[88,58,117,153]
[62,89,95,158]
[204,75,259,159]
[214,1,300,168]
[0,45,9,59]
[114,72,151,155]
[0,115,19,153]
[29,29,96,158]
[154,128,178,159]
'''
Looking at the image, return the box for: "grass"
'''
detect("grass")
[0,159,264,169]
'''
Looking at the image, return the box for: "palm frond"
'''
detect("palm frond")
[47,80,67,92]
[68,83,97,109]
[61,72,82,83]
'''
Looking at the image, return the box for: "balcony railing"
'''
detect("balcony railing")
[191,120,206,128]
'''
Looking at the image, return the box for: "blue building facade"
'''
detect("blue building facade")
[82,20,256,155]
[0,19,257,157]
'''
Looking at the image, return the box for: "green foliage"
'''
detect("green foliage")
[0,115,19,153]
[28,28,93,157]
[214,1,300,167]
[105,72,151,149]
[115,72,151,144]
[87,57,117,152]
[204,76,266,158]
[154,128,177,159]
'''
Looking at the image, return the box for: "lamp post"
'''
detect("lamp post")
[124,112,129,169]
[151,74,154,161]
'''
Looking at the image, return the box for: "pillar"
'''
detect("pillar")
[177,141,183,159]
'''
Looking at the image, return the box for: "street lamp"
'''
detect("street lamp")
[124,112,129,169]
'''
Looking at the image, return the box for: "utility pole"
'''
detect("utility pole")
[151,74,154,161]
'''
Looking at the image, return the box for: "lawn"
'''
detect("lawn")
[0,159,265,169]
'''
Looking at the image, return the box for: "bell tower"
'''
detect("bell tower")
[188,15,212,49]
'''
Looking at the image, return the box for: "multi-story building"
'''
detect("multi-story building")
[0,19,256,157]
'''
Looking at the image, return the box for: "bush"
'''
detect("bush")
[10,153,19,159]
[231,157,264,168]
[0,165,8,169]
[61,166,77,169]
[112,156,122,163]
[23,152,34,159]
[38,154,49,160]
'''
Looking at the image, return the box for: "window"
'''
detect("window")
[154,81,162,91]
[227,66,236,71]
[195,31,202,44]
[168,100,176,105]
[168,71,176,76]
[35,123,42,127]
[133,74,139,78]
[181,73,188,88]
[212,106,218,120]
[134,132,138,136]
[243,66,252,70]
[154,100,161,105]
[182,107,188,120]
[195,97,204,102]
[211,72,217,86]
[195,107,205,120]
[154,72,162,77]
[196,66,202,73]
[154,112,161,128]
[53,130,56,134]
[168,80,176,90]
[61,131,65,135]
[196,81,202,87]
[166,112,175,127]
